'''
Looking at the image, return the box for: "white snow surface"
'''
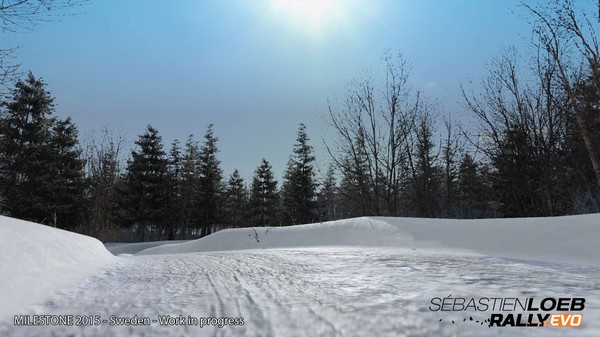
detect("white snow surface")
[2,249,600,337]
[138,215,600,267]
[105,240,190,255]
[1,214,600,336]
[0,216,116,321]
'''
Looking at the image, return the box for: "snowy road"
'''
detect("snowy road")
[2,248,599,337]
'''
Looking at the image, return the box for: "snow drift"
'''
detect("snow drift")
[138,215,600,267]
[105,240,190,255]
[0,216,116,321]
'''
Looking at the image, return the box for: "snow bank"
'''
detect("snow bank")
[376,215,600,267]
[137,218,411,255]
[0,216,116,321]
[105,240,190,255]
[138,215,600,267]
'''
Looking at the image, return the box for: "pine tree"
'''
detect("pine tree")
[0,72,85,228]
[165,139,183,239]
[197,124,223,236]
[249,159,279,226]
[440,120,460,215]
[408,116,441,217]
[456,154,491,218]
[317,164,338,221]
[0,72,56,222]
[492,127,540,217]
[119,125,170,241]
[47,117,86,229]
[222,169,248,228]
[281,123,317,225]
[180,134,201,238]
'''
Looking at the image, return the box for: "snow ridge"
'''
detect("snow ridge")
[138,215,600,267]
[0,216,116,321]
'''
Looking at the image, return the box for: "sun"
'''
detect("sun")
[271,0,343,36]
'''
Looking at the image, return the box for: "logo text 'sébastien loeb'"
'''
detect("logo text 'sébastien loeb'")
[429,296,585,327]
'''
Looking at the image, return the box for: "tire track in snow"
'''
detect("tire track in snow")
[183,255,245,337]
[198,254,275,337]
[210,253,341,337]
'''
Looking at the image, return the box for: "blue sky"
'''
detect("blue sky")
[3,0,566,181]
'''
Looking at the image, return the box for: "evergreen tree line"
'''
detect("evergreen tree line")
[114,122,322,241]
[0,73,324,240]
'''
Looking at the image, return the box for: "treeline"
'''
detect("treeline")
[326,1,600,219]
[0,73,325,240]
[326,51,599,219]
[115,122,323,241]
[0,1,599,242]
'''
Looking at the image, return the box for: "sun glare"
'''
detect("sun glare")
[271,0,343,36]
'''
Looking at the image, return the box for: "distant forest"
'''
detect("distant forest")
[0,1,599,242]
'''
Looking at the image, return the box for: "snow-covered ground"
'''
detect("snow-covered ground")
[105,240,190,255]
[0,216,115,322]
[138,215,600,267]
[1,215,599,336]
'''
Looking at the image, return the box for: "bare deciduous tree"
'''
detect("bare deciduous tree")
[1,0,89,91]
[462,46,571,216]
[523,0,600,187]
[325,52,424,216]
[0,47,19,93]
[1,0,88,32]
[84,127,124,241]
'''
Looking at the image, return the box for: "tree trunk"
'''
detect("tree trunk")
[555,60,600,188]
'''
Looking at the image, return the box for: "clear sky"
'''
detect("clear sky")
[2,0,577,182]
